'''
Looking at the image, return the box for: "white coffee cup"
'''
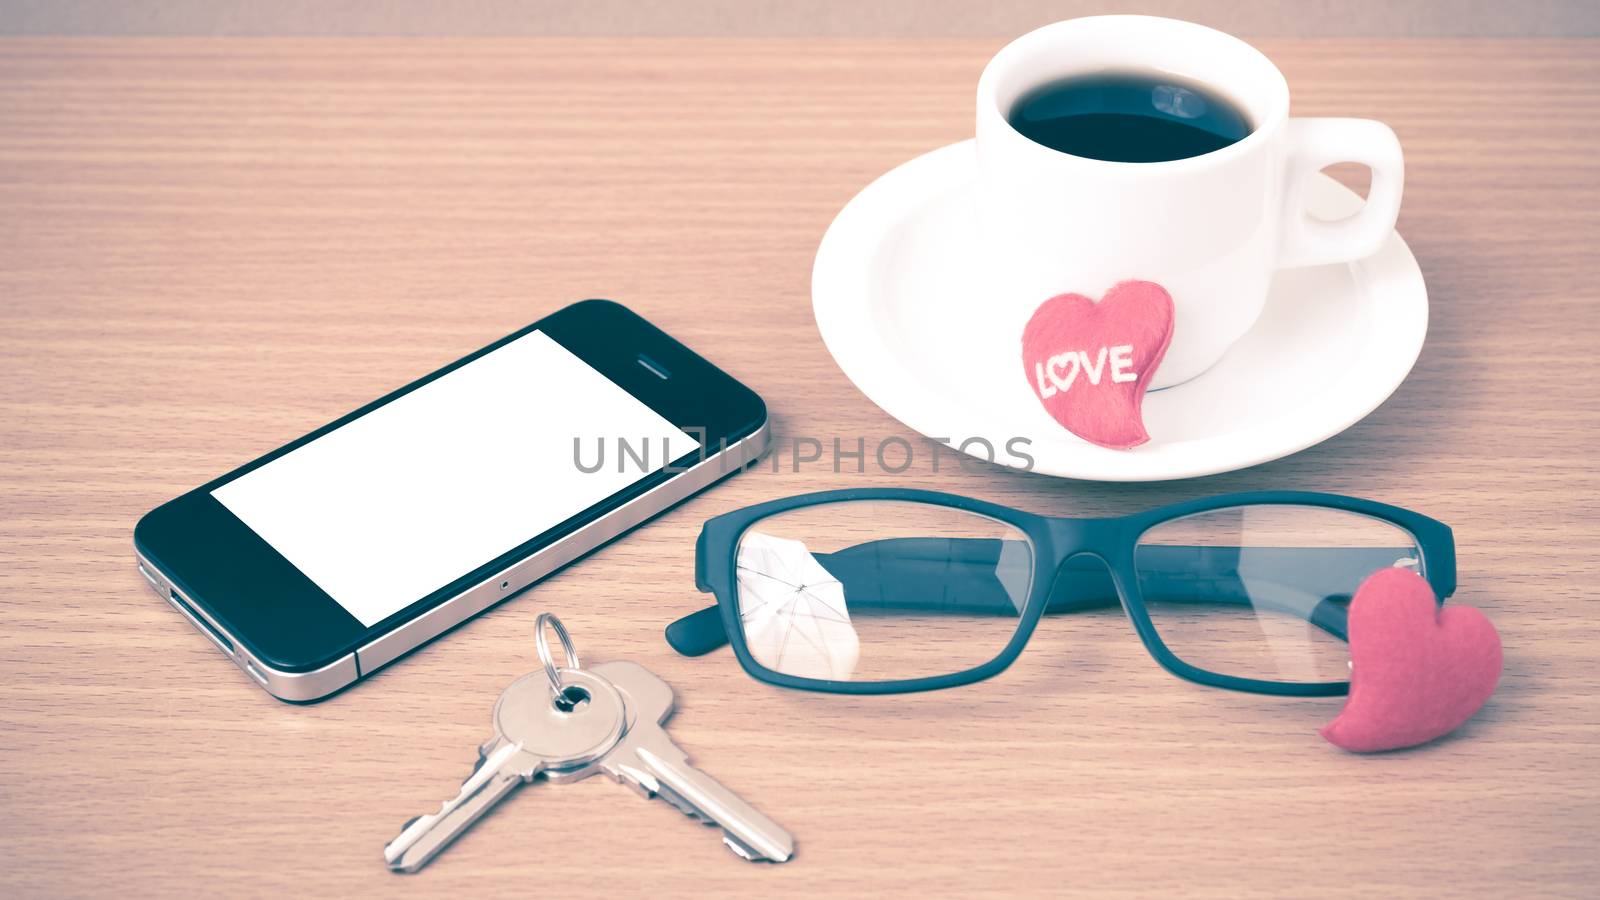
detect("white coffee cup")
[976,16,1403,389]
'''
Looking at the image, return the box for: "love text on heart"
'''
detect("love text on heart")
[1033,345,1137,398]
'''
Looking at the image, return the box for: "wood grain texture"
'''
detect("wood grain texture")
[0,37,1597,899]
[8,0,1600,38]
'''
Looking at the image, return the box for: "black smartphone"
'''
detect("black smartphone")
[135,300,768,702]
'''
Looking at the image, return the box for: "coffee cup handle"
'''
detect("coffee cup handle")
[1276,118,1404,269]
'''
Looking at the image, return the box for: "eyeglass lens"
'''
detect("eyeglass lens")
[732,501,1033,682]
[1134,504,1424,685]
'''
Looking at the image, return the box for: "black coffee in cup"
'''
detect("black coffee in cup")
[1008,72,1252,162]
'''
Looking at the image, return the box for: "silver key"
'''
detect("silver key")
[591,660,795,862]
[384,668,625,873]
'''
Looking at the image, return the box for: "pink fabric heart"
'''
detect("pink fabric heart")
[1020,280,1174,450]
[1321,567,1502,753]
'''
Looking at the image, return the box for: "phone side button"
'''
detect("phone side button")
[136,560,168,600]
[241,657,270,687]
[238,653,358,703]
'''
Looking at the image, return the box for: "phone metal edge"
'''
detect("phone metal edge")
[136,554,358,702]
[137,421,770,703]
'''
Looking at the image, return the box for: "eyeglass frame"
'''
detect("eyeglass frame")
[665,488,1456,697]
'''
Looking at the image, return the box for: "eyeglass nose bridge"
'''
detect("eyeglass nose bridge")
[1034,546,1129,618]
[1038,516,1138,564]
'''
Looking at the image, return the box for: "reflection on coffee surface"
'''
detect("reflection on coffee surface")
[1009,72,1252,162]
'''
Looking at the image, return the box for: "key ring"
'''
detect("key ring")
[534,612,580,697]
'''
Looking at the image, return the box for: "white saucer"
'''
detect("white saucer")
[812,139,1428,481]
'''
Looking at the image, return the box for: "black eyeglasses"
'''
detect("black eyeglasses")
[665,489,1455,696]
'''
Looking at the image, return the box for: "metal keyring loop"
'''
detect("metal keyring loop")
[534,612,580,697]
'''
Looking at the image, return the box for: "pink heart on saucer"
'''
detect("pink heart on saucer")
[1020,280,1174,450]
[1321,567,1503,753]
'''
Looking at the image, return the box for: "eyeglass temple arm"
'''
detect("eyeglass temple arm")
[665,540,1408,656]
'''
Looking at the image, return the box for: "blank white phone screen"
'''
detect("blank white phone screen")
[212,330,699,627]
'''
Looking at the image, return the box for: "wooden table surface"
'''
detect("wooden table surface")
[2,37,1597,898]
